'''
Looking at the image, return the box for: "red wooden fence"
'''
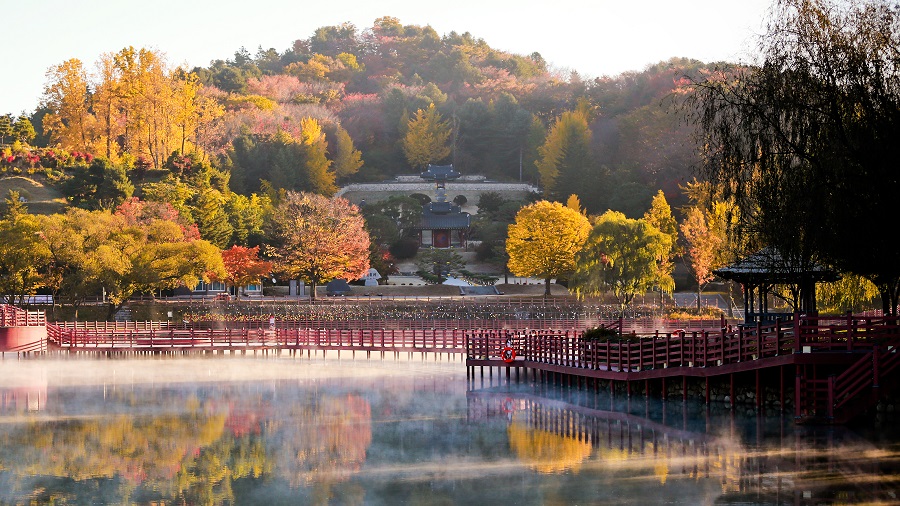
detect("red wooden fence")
[0,305,45,327]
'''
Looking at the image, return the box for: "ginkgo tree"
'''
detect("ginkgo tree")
[268,191,370,300]
[506,200,591,297]
[402,103,451,169]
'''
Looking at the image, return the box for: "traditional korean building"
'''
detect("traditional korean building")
[412,164,471,248]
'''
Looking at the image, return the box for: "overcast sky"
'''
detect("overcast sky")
[0,0,772,115]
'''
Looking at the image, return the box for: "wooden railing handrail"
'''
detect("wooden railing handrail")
[0,304,46,327]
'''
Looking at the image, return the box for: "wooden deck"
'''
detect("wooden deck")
[464,314,900,425]
[13,308,900,425]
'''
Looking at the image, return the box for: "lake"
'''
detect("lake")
[1,354,898,505]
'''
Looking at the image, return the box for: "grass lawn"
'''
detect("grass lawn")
[0,175,67,215]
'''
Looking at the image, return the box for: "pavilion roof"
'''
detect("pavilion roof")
[415,202,471,230]
[713,247,840,284]
[420,164,460,181]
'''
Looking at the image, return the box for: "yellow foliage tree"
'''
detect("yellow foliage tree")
[642,190,679,299]
[401,103,451,169]
[42,58,94,152]
[506,200,591,296]
[42,47,220,166]
[535,109,593,201]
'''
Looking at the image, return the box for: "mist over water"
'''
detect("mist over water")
[1,356,898,505]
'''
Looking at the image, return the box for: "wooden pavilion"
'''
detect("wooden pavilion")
[713,247,840,324]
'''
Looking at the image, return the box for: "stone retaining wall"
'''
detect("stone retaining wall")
[337,179,539,214]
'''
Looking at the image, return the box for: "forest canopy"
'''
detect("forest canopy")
[7,17,710,217]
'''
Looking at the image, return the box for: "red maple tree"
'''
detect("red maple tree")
[220,245,273,299]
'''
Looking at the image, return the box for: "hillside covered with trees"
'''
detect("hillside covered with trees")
[4,17,705,218]
[2,9,882,316]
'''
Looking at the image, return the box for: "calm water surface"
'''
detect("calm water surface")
[1,355,899,505]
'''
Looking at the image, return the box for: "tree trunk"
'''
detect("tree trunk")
[106,301,125,321]
[309,281,317,301]
[544,277,551,297]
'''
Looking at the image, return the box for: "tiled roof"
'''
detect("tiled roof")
[419,210,471,230]
[420,164,460,181]
[408,201,471,230]
[713,247,840,283]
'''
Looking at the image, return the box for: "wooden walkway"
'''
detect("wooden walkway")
[464,314,900,425]
[5,304,899,425]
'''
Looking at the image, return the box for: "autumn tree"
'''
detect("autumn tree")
[116,196,198,239]
[330,125,363,181]
[36,209,130,316]
[40,46,221,167]
[689,0,900,314]
[268,192,370,300]
[0,192,50,305]
[402,103,451,169]
[92,52,120,159]
[535,108,601,206]
[172,70,224,155]
[817,274,880,314]
[506,200,591,296]
[297,117,336,195]
[42,58,93,152]
[220,245,273,299]
[98,218,225,318]
[680,206,722,312]
[565,194,584,215]
[642,190,678,300]
[573,211,672,312]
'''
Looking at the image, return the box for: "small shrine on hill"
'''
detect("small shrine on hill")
[412,164,471,248]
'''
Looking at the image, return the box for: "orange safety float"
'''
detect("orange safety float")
[500,346,516,363]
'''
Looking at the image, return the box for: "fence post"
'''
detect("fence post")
[848,311,855,351]
[873,344,880,388]
[828,375,835,419]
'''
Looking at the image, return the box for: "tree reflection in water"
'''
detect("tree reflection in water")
[0,357,899,505]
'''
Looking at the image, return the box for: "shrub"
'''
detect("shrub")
[416,270,442,284]
[475,240,497,261]
[409,193,431,205]
[581,326,620,342]
[666,306,725,320]
[389,237,420,260]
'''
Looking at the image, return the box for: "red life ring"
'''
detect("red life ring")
[501,346,516,363]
